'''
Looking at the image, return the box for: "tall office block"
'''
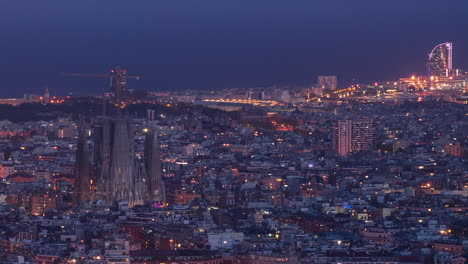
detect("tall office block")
[336,119,373,156]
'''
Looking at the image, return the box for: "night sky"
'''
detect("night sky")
[1,0,467,97]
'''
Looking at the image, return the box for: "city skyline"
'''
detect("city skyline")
[0,2,467,263]
[1,1,468,96]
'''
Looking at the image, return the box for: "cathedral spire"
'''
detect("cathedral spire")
[144,129,165,204]
[74,116,90,205]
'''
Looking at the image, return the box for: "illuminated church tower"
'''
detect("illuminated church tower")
[144,129,165,204]
[74,118,91,204]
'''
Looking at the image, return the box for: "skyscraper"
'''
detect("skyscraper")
[144,130,165,204]
[336,120,352,156]
[427,42,453,78]
[336,119,373,156]
[74,118,91,204]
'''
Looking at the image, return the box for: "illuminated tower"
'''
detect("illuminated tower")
[337,120,352,156]
[144,130,165,204]
[74,118,91,204]
[94,118,144,207]
[351,119,373,153]
[465,78,468,93]
[44,87,50,102]
[94,118,112,202]
[428,42,453,79]
[335,119,373,156]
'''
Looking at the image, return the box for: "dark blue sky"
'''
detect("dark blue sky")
[1,0,467,97]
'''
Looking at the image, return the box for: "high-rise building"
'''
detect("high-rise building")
[351,120,373,152]
[427,42,453,78]
[336,120,352,156]
[335,119,373,156]
[43,87,50,104]
[318,76,338,90]
[144,130,165,204]
[74,118,91,204]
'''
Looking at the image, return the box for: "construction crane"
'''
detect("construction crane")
[64,67,142,101]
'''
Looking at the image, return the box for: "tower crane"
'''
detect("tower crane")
[64,67,142,101]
